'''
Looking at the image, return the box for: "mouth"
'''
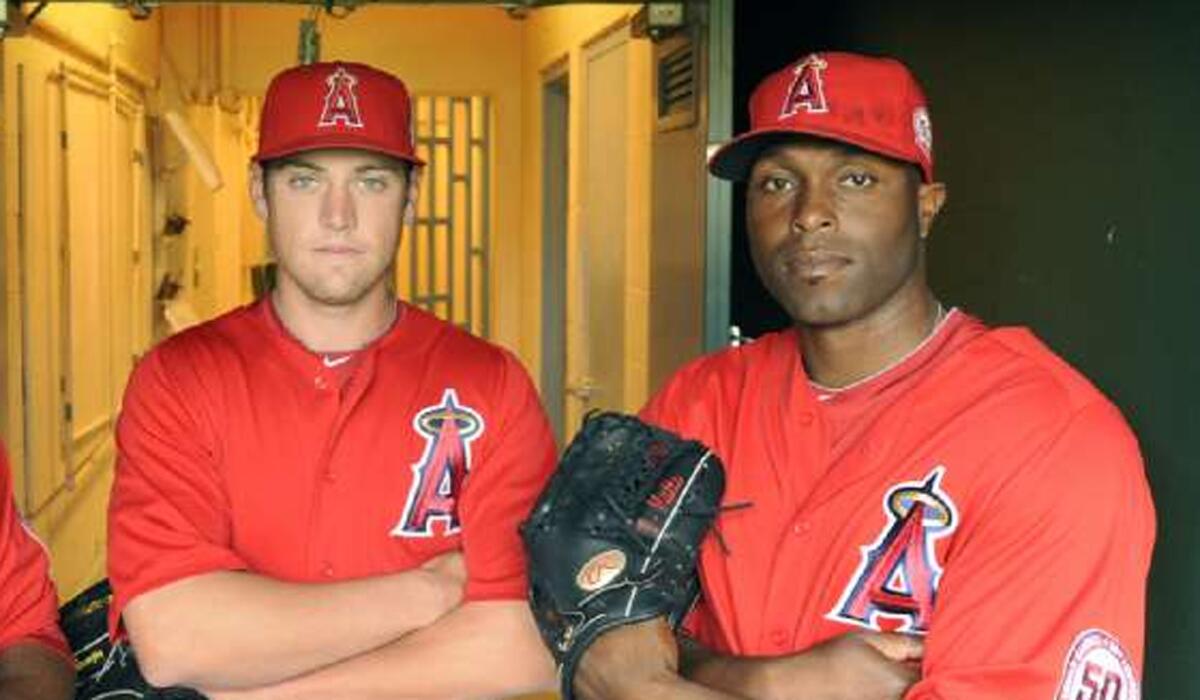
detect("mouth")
[313,245,364,256]
[781,250,852,282]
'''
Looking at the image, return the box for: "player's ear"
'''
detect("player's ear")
[249,162,269,221]
[917,181,947,240]
[403,165,424,228]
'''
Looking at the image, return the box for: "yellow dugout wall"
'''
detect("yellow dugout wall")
[2,5,159,599]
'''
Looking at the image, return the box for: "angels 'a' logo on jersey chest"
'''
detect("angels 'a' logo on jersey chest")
[827,466,958,634]
[390,389,484,538]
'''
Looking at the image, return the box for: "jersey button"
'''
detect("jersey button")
[322,563,335,578]
[797,411,814,426]
[792,520,811,536]
[769,629,789,648]
[323,471,337,484]
[314,375,329,390]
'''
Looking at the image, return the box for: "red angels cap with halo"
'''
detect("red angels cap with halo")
[708,51,934,182]
[253,60,425,166]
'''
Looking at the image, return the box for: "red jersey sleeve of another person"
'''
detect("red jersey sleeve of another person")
[907,396,1154,700]
[0,444,69,658]
[454,348,557,602]
[107,345,249,638]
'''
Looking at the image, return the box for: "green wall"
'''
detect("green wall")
[732,2,1199,696]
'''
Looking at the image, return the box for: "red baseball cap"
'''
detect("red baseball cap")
[254,60,425,166]
[709,52,934,182]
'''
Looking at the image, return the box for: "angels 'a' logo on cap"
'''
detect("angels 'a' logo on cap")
[781,54,830,117]
[318,66,365,129]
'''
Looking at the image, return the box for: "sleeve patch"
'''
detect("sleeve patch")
[1056,628,1139,700]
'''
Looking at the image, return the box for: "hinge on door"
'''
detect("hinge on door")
[60,130,68,149]
[59,376,71,424]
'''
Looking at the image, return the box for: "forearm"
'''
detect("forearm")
[569,619,748,700]
[0,644,74,700]
[207,600,555,700]
[125,568,456,690]
[680,638,771,700]
[681,632,923,700]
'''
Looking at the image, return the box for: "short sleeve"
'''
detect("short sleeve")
[457,352,556,601]
[107,349,248,639]
[639,358,716,442]
[0,446,69,658]
[908,400,1154,699]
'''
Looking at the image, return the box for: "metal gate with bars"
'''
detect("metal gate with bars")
[398,94,491,338]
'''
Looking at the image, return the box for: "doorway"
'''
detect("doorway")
[541,69,569,444]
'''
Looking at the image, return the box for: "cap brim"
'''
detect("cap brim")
[708,126,931,182]
[708,130,807,181]
[254,134,426,167]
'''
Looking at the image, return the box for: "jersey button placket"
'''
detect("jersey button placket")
[768,628,790,650]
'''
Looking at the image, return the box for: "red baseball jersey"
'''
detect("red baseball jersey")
[108,300,556,638]
[0,443,69,657]
[642,310,1154,700]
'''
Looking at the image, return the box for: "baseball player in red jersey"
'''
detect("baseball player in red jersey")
[0,442,74,699]
[575,52,1154,700]
[107,61,556,698]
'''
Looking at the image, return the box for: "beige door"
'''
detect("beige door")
[565,26,629,432]
[62,75,115,474]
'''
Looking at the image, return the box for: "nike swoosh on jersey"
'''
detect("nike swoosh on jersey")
[322,354,353,368]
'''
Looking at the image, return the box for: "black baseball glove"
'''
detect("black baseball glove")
[60,579,207,700]
[520,412,725,700]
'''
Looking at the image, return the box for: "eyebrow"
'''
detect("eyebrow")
[275,158,405,174]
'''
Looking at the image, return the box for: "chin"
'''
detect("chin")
[291,279,371,307]
[784,296,868,328]
[772,287,844,326]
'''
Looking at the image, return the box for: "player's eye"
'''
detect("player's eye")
[756,174,796,194]
[839,171,877,188]
[357,174,392,193]
[286,172,320,190]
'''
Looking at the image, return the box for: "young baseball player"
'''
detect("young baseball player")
[0,442,74,700]
[575,51,1154,700]
[107,61,557,698]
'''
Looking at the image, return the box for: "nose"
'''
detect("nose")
[320,181,356,232]
[791,185,835,235]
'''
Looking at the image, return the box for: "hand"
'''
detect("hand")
[574,617,679,700]
[767,631,922,700]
